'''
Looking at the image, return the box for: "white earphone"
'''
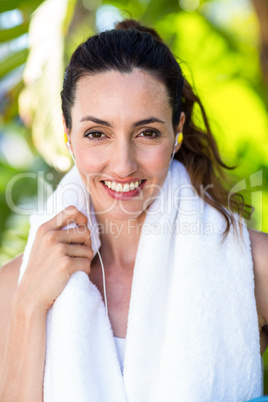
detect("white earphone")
[64,133,73,157]
[170,132,183,164]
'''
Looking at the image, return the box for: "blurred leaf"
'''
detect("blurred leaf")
[1,79,24,121]
[142,0,182,23]
[62,0,77,35]
[0,22,29,42]
[0,0,44,13]
[0,48,28,78]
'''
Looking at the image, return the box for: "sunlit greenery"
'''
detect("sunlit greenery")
[1,0,267,393]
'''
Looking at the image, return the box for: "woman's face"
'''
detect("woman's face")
[65,68,184,223]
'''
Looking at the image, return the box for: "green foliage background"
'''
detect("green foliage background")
[0,0,268,393]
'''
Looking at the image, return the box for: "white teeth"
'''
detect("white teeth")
[123,183,130,192]
[104,180,142,192]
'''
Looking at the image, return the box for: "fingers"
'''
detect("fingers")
[53,243,93,273]
[42,206,88,231]
[65,257,92,275]
[65,244,94,260]
[52,226,92,247]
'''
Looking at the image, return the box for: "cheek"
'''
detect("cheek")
[142,145,171,172]
[74,147,104,174]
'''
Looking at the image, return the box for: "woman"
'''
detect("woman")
[0,19,268,401]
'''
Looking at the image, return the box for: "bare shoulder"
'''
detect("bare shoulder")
[249,228,268,265]
[0,254,23,363]
[248,228,268,326]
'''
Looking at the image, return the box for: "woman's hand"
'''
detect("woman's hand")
[15,206,93,313]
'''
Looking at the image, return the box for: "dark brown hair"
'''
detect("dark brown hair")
[61,18,253,238]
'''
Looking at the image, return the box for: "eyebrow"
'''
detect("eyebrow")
[79,115,166,128]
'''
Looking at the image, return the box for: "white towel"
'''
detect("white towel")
[18,160,262,401]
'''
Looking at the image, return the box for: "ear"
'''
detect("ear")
[174,112,186,153]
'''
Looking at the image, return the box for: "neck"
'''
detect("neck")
[94,213,145,269]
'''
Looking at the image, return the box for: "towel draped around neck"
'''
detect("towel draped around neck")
[18,160,262,401]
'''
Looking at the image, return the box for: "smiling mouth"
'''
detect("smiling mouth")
[102,180,145,193]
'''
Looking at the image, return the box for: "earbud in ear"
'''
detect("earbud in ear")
[64,133,71,150]
[170,132,183,164]
[174,132,183,148]
[64,132,69,145]
[177,132,183,144]
[64,133,75,163]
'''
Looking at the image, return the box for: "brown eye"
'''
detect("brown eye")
[139,130,159,138]
[85,131,105,139]
[143,131,153,137]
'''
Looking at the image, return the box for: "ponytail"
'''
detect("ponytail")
[177,78,253,238]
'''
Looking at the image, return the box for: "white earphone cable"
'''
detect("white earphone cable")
[67,142,108,316]
[84,189,109,317]
[170,133,179,165]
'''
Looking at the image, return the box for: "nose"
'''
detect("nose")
[109,138,137,178]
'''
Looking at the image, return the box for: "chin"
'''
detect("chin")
[94,200,146,223]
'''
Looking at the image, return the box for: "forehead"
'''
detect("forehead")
[72,68,172,122]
